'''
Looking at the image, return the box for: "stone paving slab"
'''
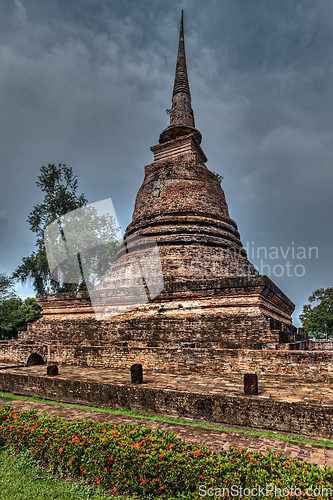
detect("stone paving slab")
[0,399,332,470]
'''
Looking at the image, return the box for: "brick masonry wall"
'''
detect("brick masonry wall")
[0,370,332,438]
[308,340,333,350]
[17,312,277,349]
[2,342,333,382]
[18,275,296,351]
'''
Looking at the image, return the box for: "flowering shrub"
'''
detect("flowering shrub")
[1,405,333,499]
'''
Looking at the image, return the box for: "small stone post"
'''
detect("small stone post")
[131,363,143,384]
[244,373,258,395]
[47,365,59,376]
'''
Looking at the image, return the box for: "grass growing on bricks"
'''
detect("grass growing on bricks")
[1,390,333,449]
[1,405,333,499]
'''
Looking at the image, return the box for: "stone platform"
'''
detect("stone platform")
[0,363,332,440]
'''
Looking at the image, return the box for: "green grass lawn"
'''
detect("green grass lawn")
[1,390,333,449]
[0,446,137,499]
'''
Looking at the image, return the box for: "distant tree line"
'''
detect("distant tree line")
[300,287,333,339]
[0,272,42,339]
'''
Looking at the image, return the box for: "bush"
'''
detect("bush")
[1,405,332,499]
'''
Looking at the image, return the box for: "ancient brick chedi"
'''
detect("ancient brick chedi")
[0,12,309,371]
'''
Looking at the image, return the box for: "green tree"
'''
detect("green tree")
[44,202,121,290]
[12,164,87,294]
[299,287,333,337]
[0,272,17,336]
[0,272,17,302]
[12,164,121,295]
[0,272,42,338]
[0,297,42,339]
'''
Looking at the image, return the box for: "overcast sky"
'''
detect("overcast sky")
[0,0,332,326]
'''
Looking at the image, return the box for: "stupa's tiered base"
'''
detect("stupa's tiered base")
[0,274,316,376]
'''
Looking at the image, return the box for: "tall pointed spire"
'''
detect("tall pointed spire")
[172,10,190,97]
[159,11,202,145]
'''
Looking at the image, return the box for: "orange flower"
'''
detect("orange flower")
[59,448,64,453]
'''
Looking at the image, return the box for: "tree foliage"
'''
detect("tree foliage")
[12,164,88,294]
[299,287,333,336]
[12,164,121,295]
[45,203,121,290]
[0,272,42,338]
[0,297,42,339]
[0,272,17,302]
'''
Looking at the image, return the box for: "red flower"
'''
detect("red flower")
[59,448,64,453]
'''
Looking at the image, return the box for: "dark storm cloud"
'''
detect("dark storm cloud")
[0,0,332,324]
[0,211,8,238]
